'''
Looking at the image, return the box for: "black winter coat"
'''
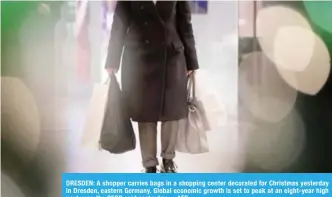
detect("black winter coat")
[106,1,199,122]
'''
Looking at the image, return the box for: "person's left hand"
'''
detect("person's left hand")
[187,70,195,76]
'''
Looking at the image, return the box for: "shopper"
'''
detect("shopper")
[105,1,199,173]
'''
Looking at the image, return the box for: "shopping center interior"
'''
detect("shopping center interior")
[2,1,332,196]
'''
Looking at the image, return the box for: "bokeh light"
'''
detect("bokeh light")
[304,1,332,34]
[1,77,41,161]
[246,109,306,172]
[256,6,311,64]
[277,33,331,95]
[239,52,297,122]
[256,5,331,96]
[273,26,315,71]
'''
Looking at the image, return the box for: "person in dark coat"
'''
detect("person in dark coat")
[105,1,199,173]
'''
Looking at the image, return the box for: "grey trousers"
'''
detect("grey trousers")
[138,121,179,168]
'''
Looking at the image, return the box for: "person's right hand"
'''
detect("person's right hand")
[106,68,118,75]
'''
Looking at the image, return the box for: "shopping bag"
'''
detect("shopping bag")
[81,80,110,150]
[195,71,228,128]
[176,73,210,154]
[99,73,136,154]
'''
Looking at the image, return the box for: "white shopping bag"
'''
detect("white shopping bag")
[176,74,210,154]
[195,71,228,129]
[81,81,109,149]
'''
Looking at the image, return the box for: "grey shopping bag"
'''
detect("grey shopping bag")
[176,73,210,154]
[99,73,136,154]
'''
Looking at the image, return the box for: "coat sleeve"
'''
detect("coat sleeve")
[105,1,130,70]
[176,1,199,70]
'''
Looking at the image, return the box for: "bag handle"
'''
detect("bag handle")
[187,73,196,100]
[188,73,196,99]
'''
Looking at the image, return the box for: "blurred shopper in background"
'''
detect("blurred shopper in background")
[105,1,199,173]
[76,0,91,83]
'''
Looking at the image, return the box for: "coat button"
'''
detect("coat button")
[140,5,144,10]
[144,21,148,26]
[145,40,150,44]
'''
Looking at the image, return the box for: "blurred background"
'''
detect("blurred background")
[1,0,331,196]
[238,0,332,173]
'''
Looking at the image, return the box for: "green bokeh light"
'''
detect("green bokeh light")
[304,1,332,55]
[304,1,332,34]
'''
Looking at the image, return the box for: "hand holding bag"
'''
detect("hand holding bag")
[176,73,210,154]
[99,73,136,154]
